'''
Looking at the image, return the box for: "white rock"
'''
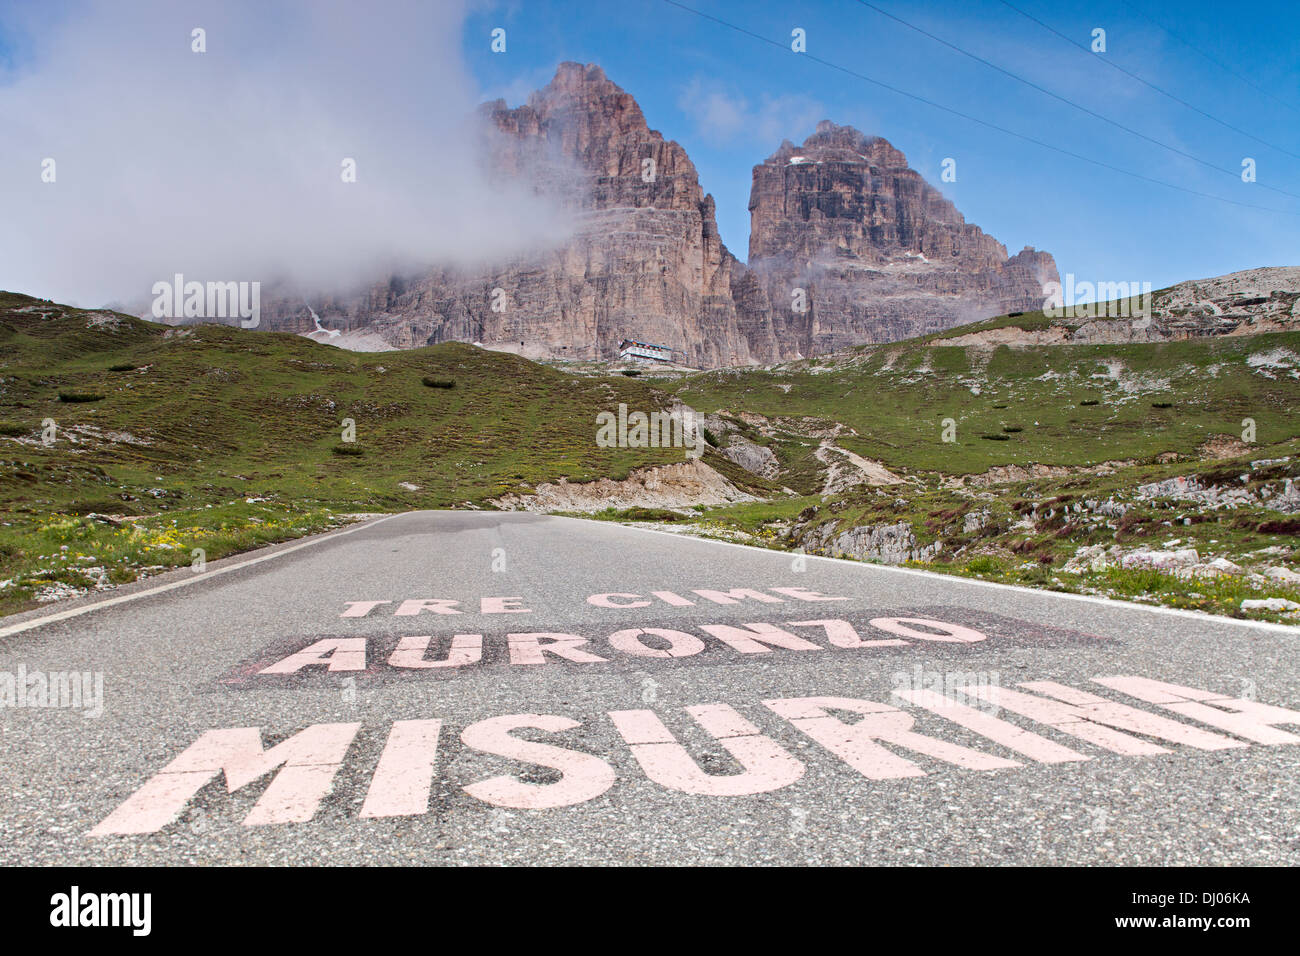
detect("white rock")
[1264,566,1300,584]
[1206,557,1244,575]
[1241,598,1300,612]
[1176,559,1245,580]
[1120,548,1199,570]
[1062,544,1114,573]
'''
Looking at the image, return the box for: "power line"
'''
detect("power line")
[1117,0,1300,118]
[998,0,1300,162]
[850,0,1300,201]
[655,0,1300,218]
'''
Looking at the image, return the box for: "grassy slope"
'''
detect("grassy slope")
[649,313,1300,622]
[0,293,723,613]
[5,289,1299,623]
[673,332,1300,473]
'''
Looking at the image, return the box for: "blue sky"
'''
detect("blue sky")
[1,1,1296,305]
[466,0,1300,290]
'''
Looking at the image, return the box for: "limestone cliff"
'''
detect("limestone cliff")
[257,66,1058,367]
[745,122,1059,357]
[260,63,759,367]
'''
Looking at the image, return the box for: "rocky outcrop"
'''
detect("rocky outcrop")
[1145,267,1300,338]
[948,460,1133,488]
[800,520,941,564]
[695,413,781,478]
[814,440,903,494]
[490,458,756,512]
[946,267,1300,347]
[1136,473,1300,514]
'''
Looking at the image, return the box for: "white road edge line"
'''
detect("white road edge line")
[0,513,396,639]
[602,519,1300,635]
[6,509,1295,639]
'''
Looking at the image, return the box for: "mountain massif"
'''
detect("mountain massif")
[746,124,1058,354]
[260,63,1058,366]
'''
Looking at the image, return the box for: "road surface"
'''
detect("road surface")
[1,511,1297,865]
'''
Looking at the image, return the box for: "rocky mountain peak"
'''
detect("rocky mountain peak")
[548,60,610,91]
[481,62,701,212]
[768,121,905,168]
[258,63,1059,366]
[522,62,644,131]
[746,120,1059,353]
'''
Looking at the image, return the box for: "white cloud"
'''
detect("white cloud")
[0,0,571,307]
[677,77,828,147]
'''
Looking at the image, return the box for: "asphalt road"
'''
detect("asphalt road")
[1,510,1297,865]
